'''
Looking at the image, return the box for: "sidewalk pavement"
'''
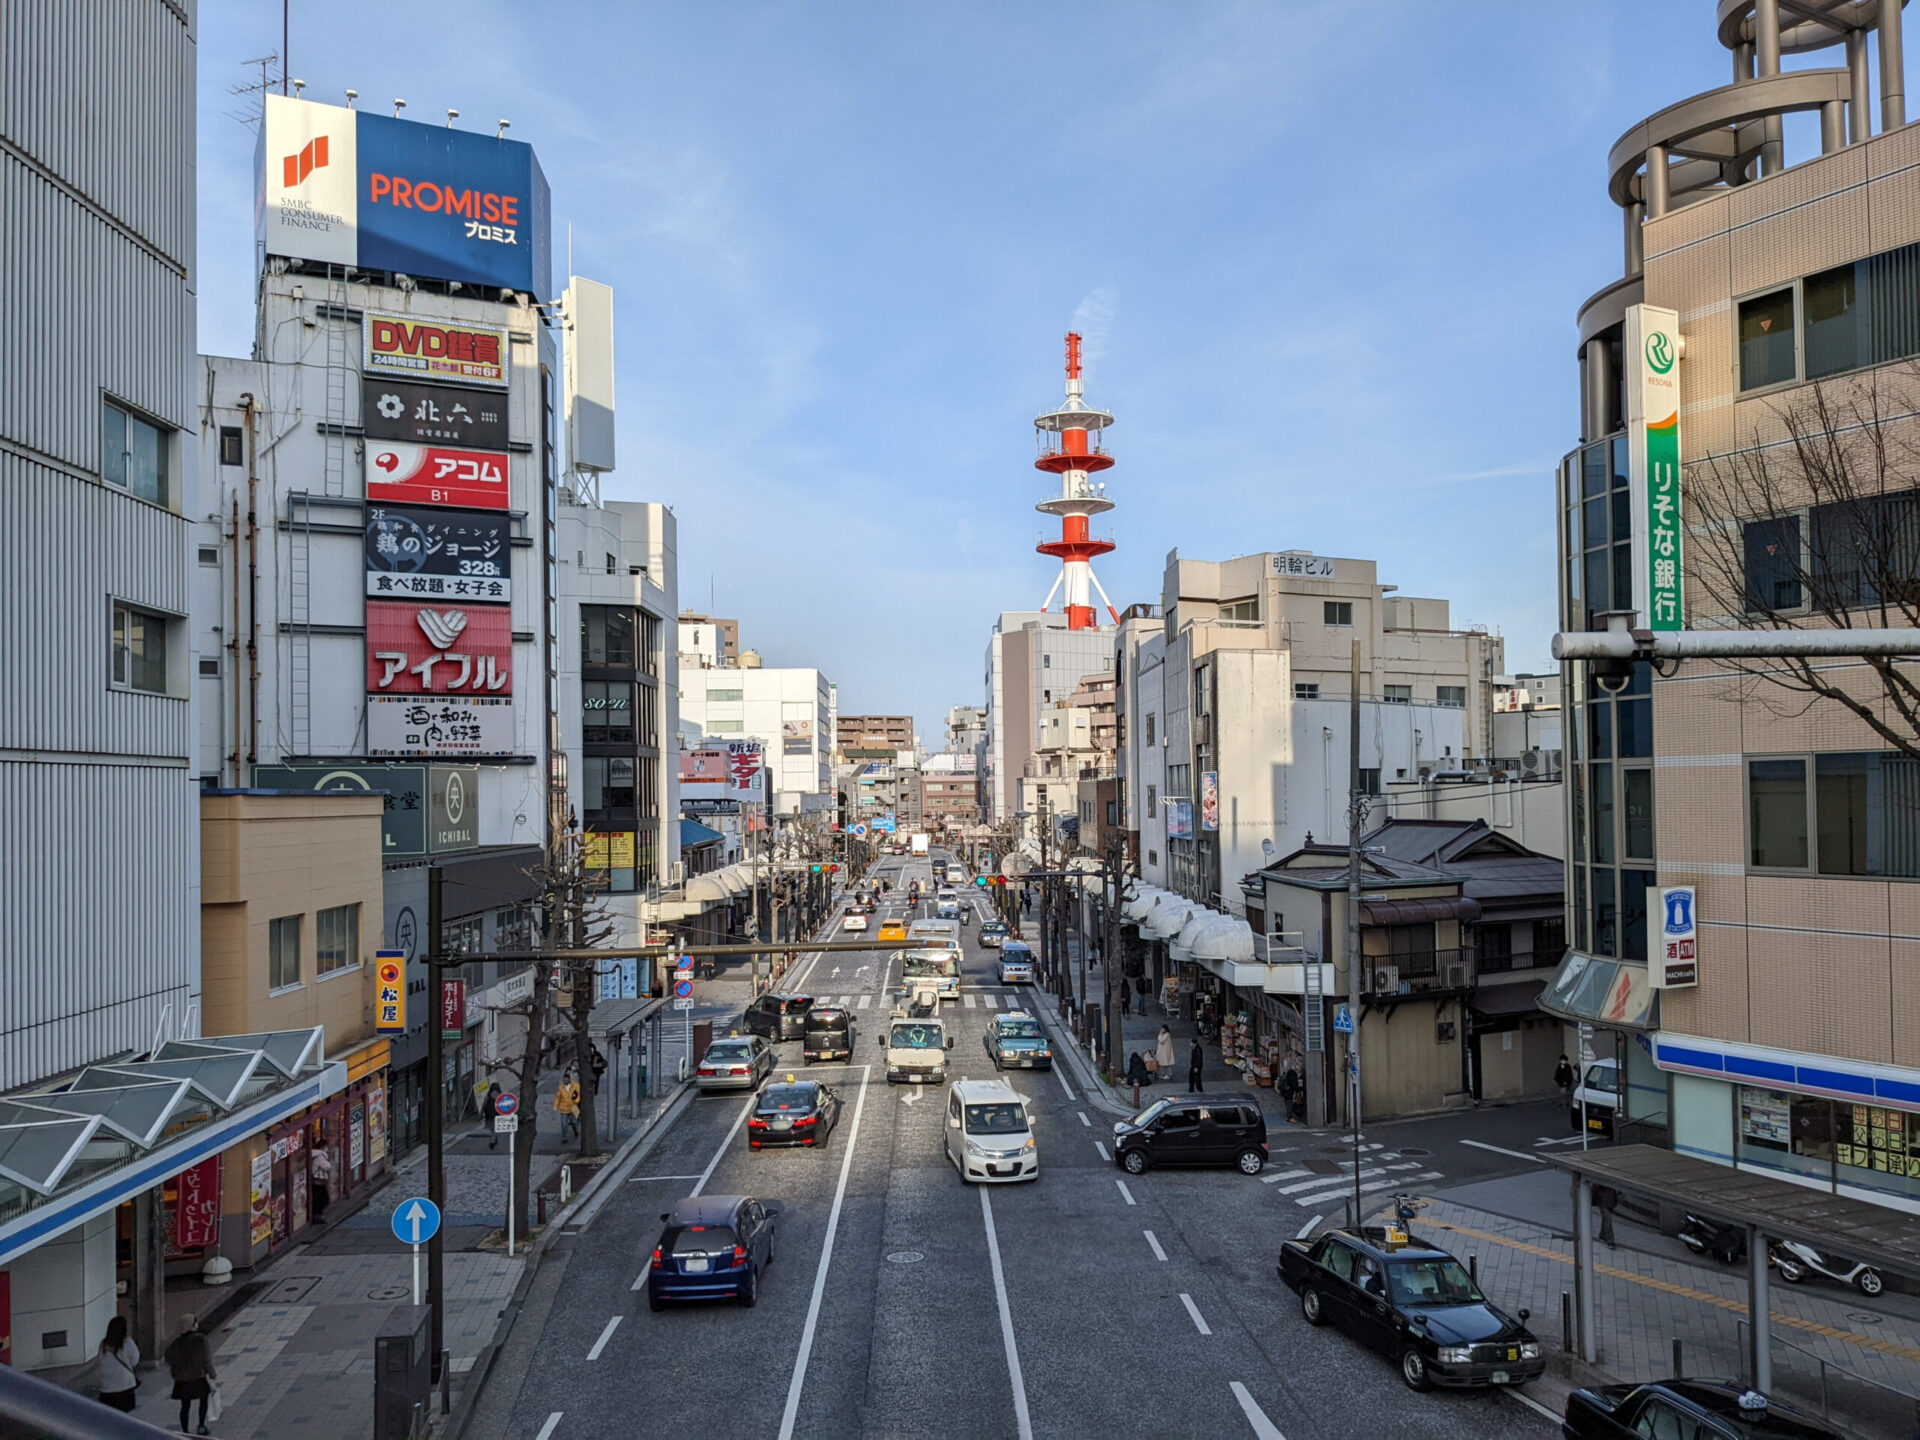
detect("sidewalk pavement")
[120,1078,687,1440]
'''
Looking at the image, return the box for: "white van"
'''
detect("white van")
[907,919,960,949]
[898,947,961,1000]
[944,1079,1038,1183]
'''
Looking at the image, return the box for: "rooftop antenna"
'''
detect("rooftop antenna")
[226,53,281,130]
[345,88,358,109]
[282,0,290,95]
[446,107,459,127]
[292,78,305,96]
[392,97,406,119]
[496,118,511,138]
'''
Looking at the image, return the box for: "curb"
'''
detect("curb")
[439,1080,692,1440]
[1026,992,1131,1117]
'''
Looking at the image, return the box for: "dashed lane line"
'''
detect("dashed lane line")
[1116,1179,1136,1206]
[585,1314,622,1361]
[1143,1229,1167,1262]
[535,1413,563,1440]
[1507,1387,1561,1424]
[1077,1111,1091,1128]
[1094,1141,1111,1163]
[1179,1293,1212,1335]
[1229,1383,1286,1440]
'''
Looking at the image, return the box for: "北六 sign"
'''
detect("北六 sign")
[1654,885,1699,989]
[1627,304,1683,632]
[363,378,509,450]
[367,440,510,511]
[364,314,509,388]
[365,503,510,603]
[367,695,514,758]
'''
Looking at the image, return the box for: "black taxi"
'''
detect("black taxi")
[1277,1225,1544,1391]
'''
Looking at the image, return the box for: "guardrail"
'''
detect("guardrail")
[1735,1316,1920,1436]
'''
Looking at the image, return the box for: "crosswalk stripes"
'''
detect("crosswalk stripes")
[1258,1142,1445,1210]
[856,994,871,1009]
[963,994,976,1009]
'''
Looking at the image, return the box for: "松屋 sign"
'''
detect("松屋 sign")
[376,953,407,1033]
[1627,304,1683,632]
[1654,885,1698,989]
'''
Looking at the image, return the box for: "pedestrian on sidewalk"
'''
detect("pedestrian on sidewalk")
[1137,980,1148,1017]
[1155,1025,1174,1082]
[1188,1036,1205,1093]
[1126,1050,1148,1109]
[483,1081,502,1150]
[165,1315,216,1436]
[309,1143,333,1224]
[1119,976,1131,1013]
[94,1314,139,1413]
[1593,1183,1619,1248]
[556,1068,581,1141]
[1555,1053,1575,1100]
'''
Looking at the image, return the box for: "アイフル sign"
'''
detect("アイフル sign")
[1627,304,1683,632]
[363,378,509,450]
[365,504,511,603]
[367,600,512,696]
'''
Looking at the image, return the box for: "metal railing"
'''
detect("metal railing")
[1735,1316,1920,1436]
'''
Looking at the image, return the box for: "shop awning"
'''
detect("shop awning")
[588,997,667,1039]
[0,1028,343,1268]
[684,872,732,903]
[1144,897,1198,940]
[1538,950,1657,1031]
[1359,896,1483,926]
[1470,979,1548,1018]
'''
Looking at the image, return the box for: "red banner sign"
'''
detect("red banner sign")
[441,978,466,1038]
[366,600,513,696]
[366,441,509,510]
[167,1156,221,1254]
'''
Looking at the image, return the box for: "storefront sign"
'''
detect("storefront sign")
[441,978,466,1039]
[363,378,509,450]
[1655,885,1698,989]
[366,503,511,603]
[366,695,514,758]
[366,440,510,511]
[167,1157,222,1254]
[254,763,427,856]
[349,1104,366,1173]
[376,952,407,1033]
[680,798,739,816]
[1165,798,1193,839]
[364,313,510,388]
[1270,553,1334,577]
[585,830,636,870]
[368,1083,388,1164]
[1200,772,1219,831]
[367,600,512,696]
[428,766,480,851]
[249,1150,273,1248]
[1626,304,1683,631]
[727,741,764,795]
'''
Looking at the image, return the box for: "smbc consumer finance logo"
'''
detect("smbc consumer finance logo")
[1645,330,1675,375]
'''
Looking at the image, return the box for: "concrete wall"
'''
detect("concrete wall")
[8,1213,115,1371]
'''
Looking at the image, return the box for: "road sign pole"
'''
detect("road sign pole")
[507,1125,515,1258]
[413,1243,421,1307]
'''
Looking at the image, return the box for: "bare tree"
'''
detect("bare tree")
[554,827,615,1159]
[1690,366,1920,759]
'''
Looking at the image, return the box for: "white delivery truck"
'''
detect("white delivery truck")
[910,833,930,858]
[884,989,954,1084]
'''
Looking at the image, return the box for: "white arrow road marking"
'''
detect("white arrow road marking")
[1143,1229,1167,1262]
[586,1314,621,1360]
[1229,1383,1286,1440]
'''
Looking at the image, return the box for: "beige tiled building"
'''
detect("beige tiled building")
[1548,1,1920,1211]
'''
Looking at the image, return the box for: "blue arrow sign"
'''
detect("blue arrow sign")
[392,1196,441,1246]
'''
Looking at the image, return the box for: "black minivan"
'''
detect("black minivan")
[744,992,814,1041]
[802,1006,857,1063]
[1112,1097,1268,1175]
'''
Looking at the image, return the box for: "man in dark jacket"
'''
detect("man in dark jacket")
[483,1082,501,1150]
[1555,1054,1576,1099]
[1188,1036,1205,1093]
[165,1315,217,1436]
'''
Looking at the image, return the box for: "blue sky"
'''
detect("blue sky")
[197,3,1788,743]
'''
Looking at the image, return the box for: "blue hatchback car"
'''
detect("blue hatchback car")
[646,1194,780,1311]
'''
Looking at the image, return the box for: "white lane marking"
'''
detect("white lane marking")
[776,1066,872,1440]
[625,1173,704,1183]
[1116,1179,1136,1206]
[1050,1061,1077,1103]
[1295,1214,1323,1240]
[534,1413,564,1440]
[1143,1229,1167,1262]
[586,1314,622,1360]
[1260,1167,1314,1185]
[1507,1386,1561,1423]
[1229,1382,1286,1440]
[856,994,871,1009]
[1077,1111,1091,1128]
[1179,1293,1212,1336]
[979,1188,1035,1440]
[1280,1171,1444,1208]
[964,994,977,1009]
[1460,1139,1547,1163]
[1270,1161,1422,1196]
[1094,1141,1111,1162]
[693,1096,758,1196]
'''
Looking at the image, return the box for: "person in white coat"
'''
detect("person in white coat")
[1155,1026,1176,1081]
[96,1314,139,1412]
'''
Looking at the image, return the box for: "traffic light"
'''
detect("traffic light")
[810,864,822,873]
[974,876,988,887]
[828,863,839,874]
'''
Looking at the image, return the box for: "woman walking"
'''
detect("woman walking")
[165,1314,217,1436]
[95,1315,139,1413]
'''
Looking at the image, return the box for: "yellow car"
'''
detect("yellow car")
[877,920,909,943]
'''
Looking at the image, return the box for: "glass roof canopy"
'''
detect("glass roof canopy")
[0,1028,331,1240]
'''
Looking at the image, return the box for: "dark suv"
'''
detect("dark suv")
[744,992,813,1041]
[802,1006,857,1063]
[1112,1097,1267,1175]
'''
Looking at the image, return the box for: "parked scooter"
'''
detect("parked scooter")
[1770,1239,1884,1295]
[1677,1213,1747,1266]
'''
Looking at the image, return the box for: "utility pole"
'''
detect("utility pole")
[1346,638,1365,1225]
[425,864,446,1386]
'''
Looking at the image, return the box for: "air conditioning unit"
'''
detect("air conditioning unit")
[1416,765,1435,783]
[1521,748,1564,779]
[1369,965,1399,994]
[668,860,685,887]
[1444,963,1469,988]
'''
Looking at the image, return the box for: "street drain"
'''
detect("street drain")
[886,1251,925,1265]
[1848,1312,1883,1326]
[367,1285,409,1301]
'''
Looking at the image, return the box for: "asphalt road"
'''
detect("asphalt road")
[468,854,1558,1440]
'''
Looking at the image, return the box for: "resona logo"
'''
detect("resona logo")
[1645,329,1676,375]
[282,136,329,189]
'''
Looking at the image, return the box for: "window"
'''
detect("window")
[316,904,360,976]
[605,552,617,576]
[1478,924,1513,973]
[707,688,744,703]
[707,719,744,734]
[1749,758,1809,869]
[442,916,483,955]
[1294,682,1320,700]
[198,545,219,566]
[496,905,535,951]
[1816,752,1920,876]
[583,681,635,743]
[1145,713,1156,746]
[583,754,636,810]
[1591,762,1616,864]
[1358,768,1381,795]
[111,603,169,694]
[198,656,219,677]
[269,915,301,990]
[1383,684,1411,705]
[1043,654,1052,668]
[1384,923,1437,978]
[1435,685,1465,708]
[1324,601,1353,627]
[1622,767,1654,860]
[1534,918,1566,961]
[1739,287,1797,390]
[101,400,169,506]
[218,426,243,467]
[1146,785,1157,818]
[581,606,636,668]
[1219,597,1259,622]
[1805,243,1920,381]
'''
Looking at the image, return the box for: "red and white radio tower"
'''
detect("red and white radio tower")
[1033,332,1118,630]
